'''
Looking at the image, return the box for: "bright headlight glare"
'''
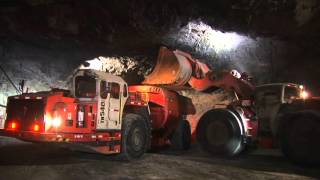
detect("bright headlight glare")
[52,118,62,127]
[300,91,309,99]
[45,115,62,128]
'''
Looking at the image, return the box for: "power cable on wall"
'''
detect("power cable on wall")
[0,64,21,94]
[0,41,21,94]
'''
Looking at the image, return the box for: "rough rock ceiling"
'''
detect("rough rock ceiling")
[1,0,320,97]
[1,0,320,43]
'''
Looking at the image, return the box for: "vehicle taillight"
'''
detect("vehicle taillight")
[8,122,17,130]
[33,124,40,132]
[115,132,121,138]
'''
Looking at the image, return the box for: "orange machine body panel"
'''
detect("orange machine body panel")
[4,91,121,154]
[128,85,195,147]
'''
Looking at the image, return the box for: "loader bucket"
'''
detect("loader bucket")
[142,47,193,86]
[142,47,254,97]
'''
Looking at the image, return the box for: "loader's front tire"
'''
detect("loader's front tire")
[170,119,191,150]
[197,109,244,157]
[120,113,151,161]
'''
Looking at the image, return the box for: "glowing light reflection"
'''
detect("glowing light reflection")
[170,21,253,55]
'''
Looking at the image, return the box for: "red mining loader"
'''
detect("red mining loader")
[142,47,257,156]
[128,85,195,149]
[2,69,195,160]
[145,47,320,164]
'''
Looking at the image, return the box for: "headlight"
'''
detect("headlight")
[52,117,62,127]
[45,115,62,129]
[300,90,309,99]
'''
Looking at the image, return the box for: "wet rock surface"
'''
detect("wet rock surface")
[0,136,319,180]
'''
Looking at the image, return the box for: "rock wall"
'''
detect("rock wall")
[0,0,320,110]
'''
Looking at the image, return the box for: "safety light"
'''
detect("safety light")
[11,122,17,129]
[8,122,17,130]
[300,90,309,99]
[115,132,121,138]
[33,124,40,132]
[299,85,304,89]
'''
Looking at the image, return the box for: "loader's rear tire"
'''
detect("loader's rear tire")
[279,114,320,165]
[120,113,151,161]
[170,119,191,150]
[197,109,244,157]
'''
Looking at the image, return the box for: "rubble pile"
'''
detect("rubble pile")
[179,89,235,136]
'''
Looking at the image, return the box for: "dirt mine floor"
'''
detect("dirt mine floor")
[0,136,319,180]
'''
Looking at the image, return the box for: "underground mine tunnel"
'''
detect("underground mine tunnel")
[0,0,320,179]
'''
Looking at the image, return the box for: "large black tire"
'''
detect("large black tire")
[279,113,320,165]
[120,113,151,161]
[196,109,244,157]
[170,119,192,150]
